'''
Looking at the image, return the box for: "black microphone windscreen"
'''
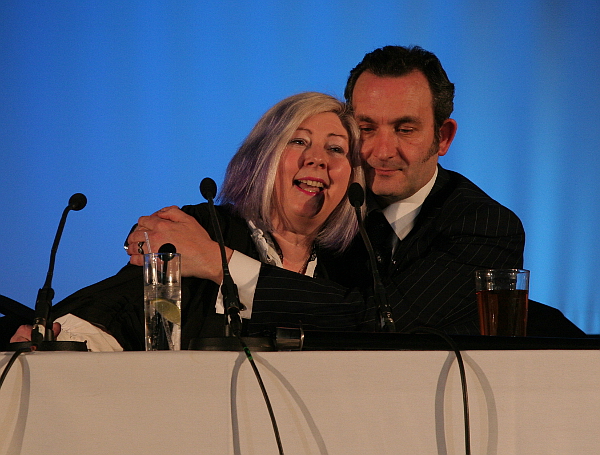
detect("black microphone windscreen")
[348,183,365,208]
[200,178,217,200]
[158,243,177,254]
[68,193,87,211]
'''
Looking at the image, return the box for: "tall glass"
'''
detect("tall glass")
[143,252,182,350]
[475,269,529,336]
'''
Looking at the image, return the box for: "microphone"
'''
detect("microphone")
[348,183,396,332]
[26,193,89,350]
[68,192,87,211]
[157,243,177,281]
[199,178,243,337]
[158,242,177,255]
[200,178,217,200]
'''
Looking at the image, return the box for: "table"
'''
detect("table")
[1,348,600,454]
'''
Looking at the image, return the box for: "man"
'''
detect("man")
[243,46,525,335]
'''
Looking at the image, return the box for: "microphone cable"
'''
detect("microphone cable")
[347,182,469,452]
[410,327,471,455]
[0,348,30,392]
[236,335,285,455]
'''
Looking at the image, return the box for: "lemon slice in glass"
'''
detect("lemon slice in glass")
[151,298,181,325]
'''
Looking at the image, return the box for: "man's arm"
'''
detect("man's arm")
[247,200,524,336]
[248,264,378,334]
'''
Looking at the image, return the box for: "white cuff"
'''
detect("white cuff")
[55,314,123,352]
[215,250,261,318]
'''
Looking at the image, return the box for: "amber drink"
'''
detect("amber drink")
[475,269,529,336]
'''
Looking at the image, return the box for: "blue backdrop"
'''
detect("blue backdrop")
[2,1,599,333]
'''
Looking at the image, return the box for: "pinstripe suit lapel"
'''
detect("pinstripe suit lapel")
[389,166,451,273]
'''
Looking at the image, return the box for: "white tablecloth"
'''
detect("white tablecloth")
[1,349,599,454]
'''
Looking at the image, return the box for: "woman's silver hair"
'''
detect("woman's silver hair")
[218,92,363,252]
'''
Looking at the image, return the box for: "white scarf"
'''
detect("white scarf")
[247,220,317,277]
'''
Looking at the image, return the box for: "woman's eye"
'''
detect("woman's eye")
[290,138,307,146]
[329,146,346,154]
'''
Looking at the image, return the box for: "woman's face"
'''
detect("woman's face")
[273,111,352,233]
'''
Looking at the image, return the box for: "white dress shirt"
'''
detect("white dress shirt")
[382,167,437,251]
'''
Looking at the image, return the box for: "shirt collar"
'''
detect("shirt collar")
[381,166,438,241]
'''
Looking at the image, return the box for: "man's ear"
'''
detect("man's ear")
[437,118,457,157]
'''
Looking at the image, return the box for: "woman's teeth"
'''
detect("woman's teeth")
[295,179,324,193]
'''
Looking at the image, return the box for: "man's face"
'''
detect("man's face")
[352,70,455,205]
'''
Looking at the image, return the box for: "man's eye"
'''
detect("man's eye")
[397,127,414,134]
[359,126,374,133]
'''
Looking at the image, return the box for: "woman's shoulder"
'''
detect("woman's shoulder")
[180,203,240,225]
[181,203,257,256]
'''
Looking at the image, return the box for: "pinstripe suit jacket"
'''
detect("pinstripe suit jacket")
[51,204,341,349]
[248,166,525,336]
[51,204,262,350]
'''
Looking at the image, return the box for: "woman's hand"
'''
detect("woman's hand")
[125,206,231,283]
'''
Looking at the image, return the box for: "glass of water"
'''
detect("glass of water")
[143,252,182,350]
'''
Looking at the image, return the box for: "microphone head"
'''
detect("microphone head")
[200,178,217,201]
[68,193,87,211]
[158,243,177,254]
[347,183,365,208]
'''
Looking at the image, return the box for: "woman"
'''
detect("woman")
[12,92,363,350]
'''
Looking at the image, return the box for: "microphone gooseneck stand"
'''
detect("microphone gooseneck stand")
[347,183,396,332]
[2,194,89,394]
[190,178,274,351]
[10,193,89,352]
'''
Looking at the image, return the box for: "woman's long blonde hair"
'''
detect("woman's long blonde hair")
[218,92,363,252]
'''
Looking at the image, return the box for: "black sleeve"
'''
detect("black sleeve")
[51,264,146,350]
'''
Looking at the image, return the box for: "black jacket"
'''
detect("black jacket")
[248,166,526,336]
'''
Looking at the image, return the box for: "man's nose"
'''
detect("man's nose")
[369,130,398,160]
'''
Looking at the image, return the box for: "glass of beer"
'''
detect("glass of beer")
[475,269,530,336]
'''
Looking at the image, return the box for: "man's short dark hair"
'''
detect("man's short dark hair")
[344,45,455,130]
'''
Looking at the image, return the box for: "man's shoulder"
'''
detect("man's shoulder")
[429,166,523,225]
[435,166,513,208]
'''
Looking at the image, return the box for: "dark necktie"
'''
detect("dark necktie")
[365,210,396,272]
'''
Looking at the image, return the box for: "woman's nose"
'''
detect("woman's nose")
[302,146,327,167]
